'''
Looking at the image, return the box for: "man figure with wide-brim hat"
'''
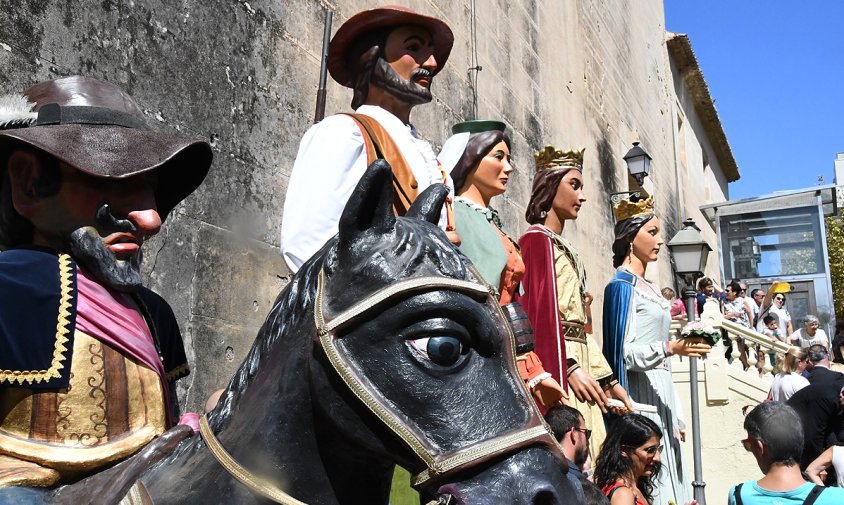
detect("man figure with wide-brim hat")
[281,5,457,273]
[0,75,212,488]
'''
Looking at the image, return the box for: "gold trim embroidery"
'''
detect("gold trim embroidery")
[166,363,190,382]
[0,253,73,385]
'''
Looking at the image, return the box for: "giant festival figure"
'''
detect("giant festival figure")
[517,146,632,458]
[281,5,459,273]
[602,196,711,505]
[439,121,567,408]
[0,76,212,501]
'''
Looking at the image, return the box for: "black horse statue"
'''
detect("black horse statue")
[1,161,581,504]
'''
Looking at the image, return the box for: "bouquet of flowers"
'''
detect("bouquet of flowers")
[680,320,720,346]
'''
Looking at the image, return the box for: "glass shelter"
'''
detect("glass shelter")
[701,186,838,333]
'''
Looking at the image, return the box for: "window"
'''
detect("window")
[720,205,824,279]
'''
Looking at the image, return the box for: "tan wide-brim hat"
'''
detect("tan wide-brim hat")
[328,5,454,88]
[0,76,212,220]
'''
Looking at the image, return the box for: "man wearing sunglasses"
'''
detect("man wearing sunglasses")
[730,402,844,504]
[545,405,592,479]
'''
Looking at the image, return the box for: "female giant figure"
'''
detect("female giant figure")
[440,121,565,407]
[517,146,631,457]
[602,196,710,505]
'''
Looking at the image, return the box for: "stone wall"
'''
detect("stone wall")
[0,0,732,412]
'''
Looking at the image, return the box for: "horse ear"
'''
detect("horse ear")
[338,159,396,247]
[405,183,447,225]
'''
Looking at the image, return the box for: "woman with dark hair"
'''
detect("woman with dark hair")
[594,414,664,505]
[517,145,631,457]
[602,196,710,505]
[439,121,566,407]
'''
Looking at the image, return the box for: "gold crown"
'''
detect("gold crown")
[613,196,655,222]
[534,146,585,172]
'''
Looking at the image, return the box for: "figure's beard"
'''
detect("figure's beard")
[69,203,144,292]
[370,57,433,106]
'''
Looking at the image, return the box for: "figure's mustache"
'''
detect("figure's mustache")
[96,203,137,233]
[411,68,433,81]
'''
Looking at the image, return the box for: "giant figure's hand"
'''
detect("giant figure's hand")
[446,230,461,246]
[567,368,609,413]
[669,339,711,358]
[609,383,634,414]
[531,377,569,407]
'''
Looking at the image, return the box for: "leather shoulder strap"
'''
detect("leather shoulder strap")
[342,113,418,215]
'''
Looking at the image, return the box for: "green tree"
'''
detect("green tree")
[825,216,844,316]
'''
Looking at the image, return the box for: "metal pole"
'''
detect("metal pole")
[684,282,706,504]
[313,9,333,123]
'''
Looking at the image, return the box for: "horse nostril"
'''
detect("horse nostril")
[532,490,558,505]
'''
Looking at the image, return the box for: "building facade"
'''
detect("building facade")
[1,0,738,414]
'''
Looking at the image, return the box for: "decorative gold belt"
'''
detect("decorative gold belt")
[561,321,586,344]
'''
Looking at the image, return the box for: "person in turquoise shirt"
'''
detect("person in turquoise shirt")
[729,402,844,505]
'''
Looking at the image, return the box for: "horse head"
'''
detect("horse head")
[309,160,580,504]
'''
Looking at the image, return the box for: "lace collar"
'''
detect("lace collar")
[455,196,504,230]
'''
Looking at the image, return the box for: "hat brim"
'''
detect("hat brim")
[0,124,212,220]
[328,6,454,88]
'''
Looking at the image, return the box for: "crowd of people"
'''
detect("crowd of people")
[2,4,843,504]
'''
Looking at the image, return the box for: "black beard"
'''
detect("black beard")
[370,57,433,106]
[70,227,143,292]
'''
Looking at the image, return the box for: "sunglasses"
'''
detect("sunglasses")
[741,438,756,452]
[643,444,664,456]
[573,427,592,440]
[624,444,663,455]
[774,297,784,302]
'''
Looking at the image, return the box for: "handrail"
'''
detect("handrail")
[669,299,792,374]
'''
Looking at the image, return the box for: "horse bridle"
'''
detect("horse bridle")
[314,268,566,488]
[199,267,566,503]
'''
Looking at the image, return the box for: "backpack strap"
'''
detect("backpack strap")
[802,485,825,505]
[733,483,744,505]
[342,113,418,216]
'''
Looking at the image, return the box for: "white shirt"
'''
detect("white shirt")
[281,105,451,272]
[756,304,792,334]
[833,446,844,488]
[791,328,829,349]
[769,373,810,401]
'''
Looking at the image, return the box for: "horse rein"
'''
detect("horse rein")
[199,267,566,503]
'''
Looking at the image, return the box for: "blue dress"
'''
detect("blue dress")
[603,267,690,505]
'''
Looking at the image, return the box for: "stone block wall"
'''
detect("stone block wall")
[0,0,729,410]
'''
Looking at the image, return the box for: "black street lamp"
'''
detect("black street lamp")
[667,217,712,505]
[623,141,653,186]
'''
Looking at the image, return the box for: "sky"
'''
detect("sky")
[663,2,844,200]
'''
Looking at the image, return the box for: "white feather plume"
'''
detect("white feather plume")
[0,94,37,129]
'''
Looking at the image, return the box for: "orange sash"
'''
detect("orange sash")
[343,113,455,228]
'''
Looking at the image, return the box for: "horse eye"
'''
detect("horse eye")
[410,336,465,366]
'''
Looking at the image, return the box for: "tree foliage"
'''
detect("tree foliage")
[825,216,844,317]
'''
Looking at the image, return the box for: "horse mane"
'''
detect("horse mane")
[206,216,470,430]
[205,248,323,429]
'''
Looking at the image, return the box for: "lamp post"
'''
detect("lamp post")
[623,142,652,186]
[667,217,712,505]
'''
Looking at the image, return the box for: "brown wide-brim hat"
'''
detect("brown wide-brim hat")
[0,76,212,220]
[328,5,454,88]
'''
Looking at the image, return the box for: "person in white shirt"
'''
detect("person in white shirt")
[768,347,810,401]
[789,315,829,350]
[281,6,457,272]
